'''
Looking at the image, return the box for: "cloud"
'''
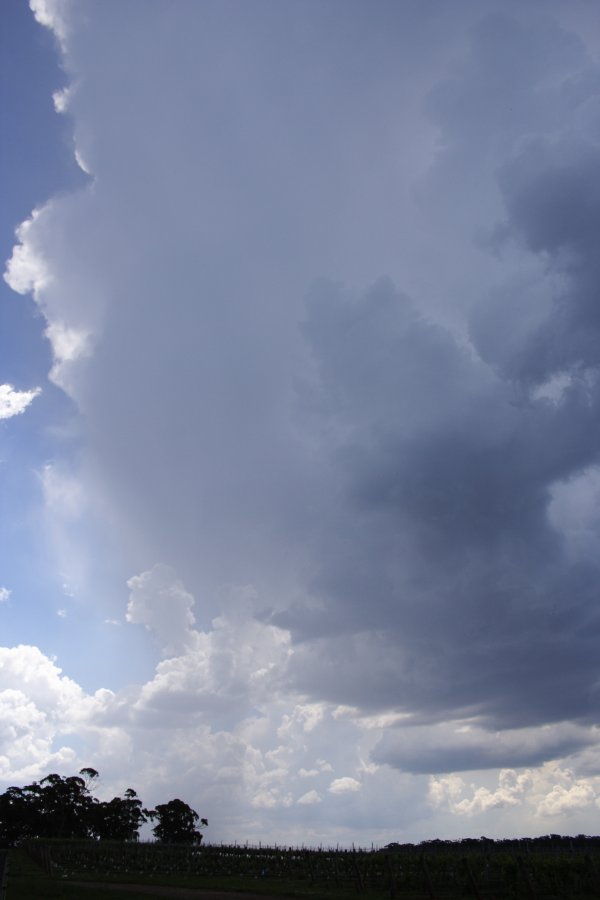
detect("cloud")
[0,589,11,603]
[5,0,600,843]
[29,0,71,50]
[3,210,51,297]
[429,763,600,821]
[373,721,596,774]
[0,644,104,781]
[297,790,321,806]
[126,565,196,658]
[429,770,530,815]
[329,777,361,795]
[274,10,600,743]
[0,384,41,420]
[536,781,597,817]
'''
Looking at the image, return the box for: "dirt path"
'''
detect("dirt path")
[68,883,294,899]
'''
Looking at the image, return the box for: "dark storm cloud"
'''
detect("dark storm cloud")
[372,721,594,775]
[478,148,600,385]
[281,278,600,729]
[276,12,600,753]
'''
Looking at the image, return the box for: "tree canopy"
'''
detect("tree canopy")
[147,798,208,844]
[0,769,207,847]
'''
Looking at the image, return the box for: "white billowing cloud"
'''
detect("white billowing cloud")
[0,597,384,840]
[0,573,421,843]
[428,774,466,809]
[3,597,600,843]
[537,781,596,816]
[3,210,51,298]
[44,321,91,388]
[0,644,109,781]
[0,384,41,420]
[29,0,72,51]
[0,588,11,603]
[126,565,196,657]
[5,195,105,398]
[0,645,83,718]
[429,769,531,815]
[130,578,292,727]
[428,763,600,825]
[329,777,361,795]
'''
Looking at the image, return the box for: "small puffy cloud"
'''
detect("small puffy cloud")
[297,790,321,806]
[329,777,361,795]
[0,589,11,603]
[0,384,41,420]
[277,704,326,738]
[251,790,279,809]
[52,85,72,114]
[250,787,293,810]
[537,782,596,816]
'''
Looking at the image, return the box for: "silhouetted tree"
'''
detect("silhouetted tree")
[147,798,207,844]
[0,770,205,847]
[90,788,147,841]
[0,770,96,844]
[32,772,95,838]
[0,786,36,846]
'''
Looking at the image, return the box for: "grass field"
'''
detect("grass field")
[5,847,379,900]
[5,838,600,899]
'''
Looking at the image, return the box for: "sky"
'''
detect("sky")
[2,0,600,847]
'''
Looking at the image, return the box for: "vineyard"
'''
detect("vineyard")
[23,836,600,899]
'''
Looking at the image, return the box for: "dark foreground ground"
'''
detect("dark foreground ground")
[4,837,600,899]
[69,886,296,899]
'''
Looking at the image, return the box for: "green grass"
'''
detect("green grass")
[6,850,158,899]
[8,842,600,900]
[6,848,378,900]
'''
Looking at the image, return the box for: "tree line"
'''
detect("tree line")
[0,768,207,847]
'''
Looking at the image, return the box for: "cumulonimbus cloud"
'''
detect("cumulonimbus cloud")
[4,0,600,844]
